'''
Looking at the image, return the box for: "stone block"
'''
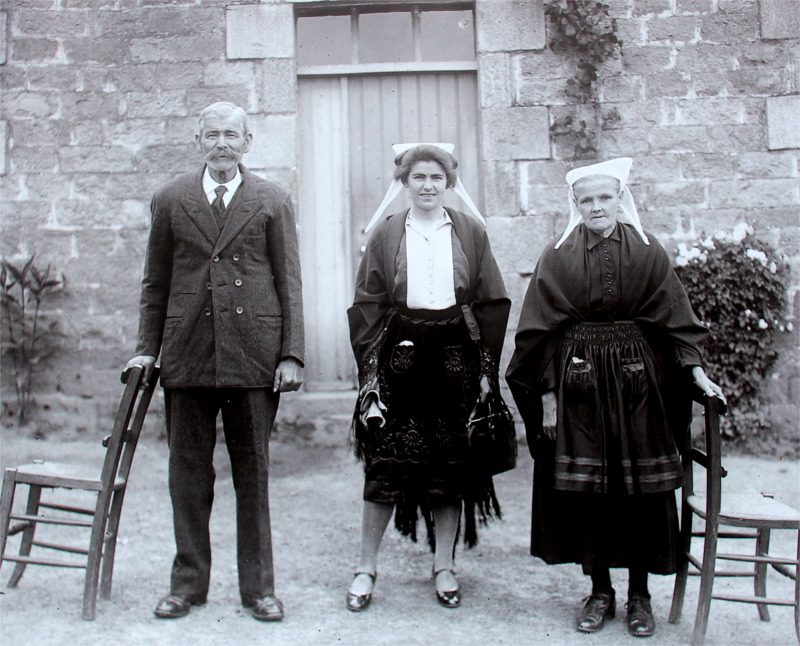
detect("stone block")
[0,11,7,66]
[10,146,58,173]
[244,114,296,169]
[26,66,81,92]
[647,15,699,42]
[600,75,644,102]
[645,71,692,98]
[516,75,570,107]
[700,12,758,43]
[63,37,131,65]
[680,153,735,179]
[760,0,800,39]
[59,198,149,230]
[616,17,646,47]
[521,184,566,217]
[1,67,26,90]
[257,59,297,114]
[738,41,795,68]
[131,34,224,63]
[134,144,198,174]
[707,124,764,151]
[520,159,570,186]
[676,0,715,12]
[15,8,91,36]
[709,179,800,209]
[226,3,294,60]
[517,49,575,78]
[0,120,5,176]
[21,174,72,202]
[73,172,162,203]
[204,60,257,88]
[186,86,254,119]
[648,125,711,153]
[598,127,652,156]
[13,37,60,63]
[717,0,759,11]
[109,63,205,92]
[141,6,221,37]
[125,91,187,119]
[60,93,122,123]
[482,106,550,161]
[59,146,135,174]
[476,0,545,53]
[671,98,745,126]
[727,68,783,96]
[692,72,730,97]
[483,161,520,217]
[734,151,797,178]
[487,214,556,275]
[603,99,665,127]
[632,154,683,183]
[478,53,512,109]
[645,180,708,209]
[767,95,800,150]
[673,43,737,72]
[0,199,51,231]
[622,46,673,73]
[633,0,672,15]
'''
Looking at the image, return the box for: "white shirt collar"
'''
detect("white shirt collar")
[405,208,452,234]
[202,166,242,205]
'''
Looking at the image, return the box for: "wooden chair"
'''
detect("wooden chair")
[669,391,800,645]
[0,365,159,620]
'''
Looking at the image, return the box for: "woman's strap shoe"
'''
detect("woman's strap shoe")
[433,568,461,608]
[626,595,655,638]
[575,592,615,633]
[346,571,376,612]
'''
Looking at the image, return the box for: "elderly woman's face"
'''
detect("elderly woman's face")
[573,175,622,238]
[405,161,447,212]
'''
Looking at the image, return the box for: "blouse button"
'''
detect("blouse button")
[233,253,241,262]
[206,282,212,291]
[234,279,242,287]
[204,308,211,317]
[212,255,220,263]
[235,306,244,314]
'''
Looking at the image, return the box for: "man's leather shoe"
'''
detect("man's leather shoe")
[575,591,615,633]
[244,595,284,621]
[346,572,376,612]
[626,595,656,638]
[153,594,204,619]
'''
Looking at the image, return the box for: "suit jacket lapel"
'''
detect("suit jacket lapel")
[179,168,219,247]
[214,166,261,255]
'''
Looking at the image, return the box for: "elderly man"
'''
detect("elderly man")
[126,102,304,622]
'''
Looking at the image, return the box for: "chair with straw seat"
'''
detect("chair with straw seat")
[0,365,159,620]
[669,391,800,645]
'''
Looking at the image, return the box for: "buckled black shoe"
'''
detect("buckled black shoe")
[626,595,655,638]
[433,568,461,608]
[346,572,376,612]
[575,591,615,633]
[244,595,284,621]
[153,593,205,619]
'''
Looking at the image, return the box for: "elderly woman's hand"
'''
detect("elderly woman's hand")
[692,366,726,403]
[479,375,491,403]
[541,391,557,440]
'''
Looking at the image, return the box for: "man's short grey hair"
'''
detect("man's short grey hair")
[198,102,249,135]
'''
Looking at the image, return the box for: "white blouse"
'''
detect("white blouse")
[404,210,457,310]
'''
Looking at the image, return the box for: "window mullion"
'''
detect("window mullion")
[412,6,422,62]
[351,8,359,65]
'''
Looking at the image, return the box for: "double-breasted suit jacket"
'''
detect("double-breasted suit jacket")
[135,165,304,388]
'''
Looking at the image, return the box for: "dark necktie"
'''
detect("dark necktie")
[212,185,227,223]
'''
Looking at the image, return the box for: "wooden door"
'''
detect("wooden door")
[298,72,481,391]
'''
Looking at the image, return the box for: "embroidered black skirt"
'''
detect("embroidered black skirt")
[357,306,495,548]
[531,320,682,574]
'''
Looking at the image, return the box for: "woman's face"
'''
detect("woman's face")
[573,175,622,238]
[405,160,447,212]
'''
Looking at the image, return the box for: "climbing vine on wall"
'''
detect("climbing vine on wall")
[544,0,623,159]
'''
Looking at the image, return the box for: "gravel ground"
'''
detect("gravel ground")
[1,423,798,646]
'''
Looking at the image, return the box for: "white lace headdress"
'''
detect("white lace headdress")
[555,156,649,249]
[363,143,486,234]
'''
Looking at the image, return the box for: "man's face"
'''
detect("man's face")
[196,113,252,183]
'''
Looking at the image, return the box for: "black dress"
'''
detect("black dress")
[506,223,708,574]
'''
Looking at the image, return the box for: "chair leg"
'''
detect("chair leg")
[0,469,18,564]
[7,484,42,588]
[670,504,694,624]
[794,530,799,644]
[99,491,125,599]
[692,522,719,646]
[755,527,771,622]
[82,499,112,621]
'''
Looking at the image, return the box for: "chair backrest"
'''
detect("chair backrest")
[98,366,160,494]
[681,390,728,520]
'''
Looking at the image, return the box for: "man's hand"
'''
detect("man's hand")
[273,358,303,393]
[125,355,157,385]
[541,391,557,440]
[692,366,726,403]
[479,375,491,403]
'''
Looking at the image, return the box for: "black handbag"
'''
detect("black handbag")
[467,392,517,476]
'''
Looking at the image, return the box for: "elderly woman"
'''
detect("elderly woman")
[506,158,724,638]
[345,144,510,612]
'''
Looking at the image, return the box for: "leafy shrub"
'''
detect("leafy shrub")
[1,256,66,425]
[673,224,792,444]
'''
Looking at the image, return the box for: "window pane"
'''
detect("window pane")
[420,10,475,61]
[359,12,413,64]
[297,15,352,66]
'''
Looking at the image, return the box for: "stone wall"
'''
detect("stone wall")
[0,0,797,432]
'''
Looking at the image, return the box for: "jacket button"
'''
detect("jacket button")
[204,308,211,317]
[212,255,220,263]
[206,282,212,291]
[235,306,244,314]
[234,279,242,287]
[233,253,240,262]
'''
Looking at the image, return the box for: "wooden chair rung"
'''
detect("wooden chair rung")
[32,539,91,555]
[717,552,798,566]
[39,501,95,516]
[7,520,34,536]
[771,562,797,580]
[3,554,87,569]
[712,592,797,607]
[10,513,93,528]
